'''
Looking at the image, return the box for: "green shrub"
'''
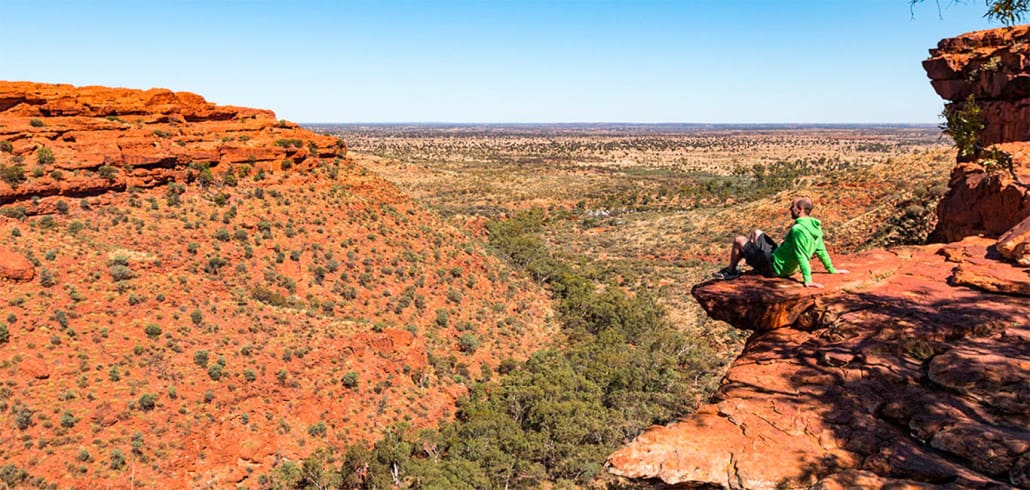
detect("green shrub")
[194,350,209,367]
[223,167,238,186]
[137,393,157,410]
[0,465,27,487]
[97,165,118,180]
[39,268,56,287]
[341,371,359,388]
[307,421,327,438]
[36,147,54,165]
[109,264,134,281]
[109,449,126,470]
[204,256,226,274]
[144,323,162,339]
[198,168,214,187]
[13,407,32,430]
[457,333,480,353]
[207,363,224,381]
[435,309,449,327]
[0,140,12,153]
[29,118,44,128]
[942,94,984,159]
[251,285,288,307]
[0,165,26,187]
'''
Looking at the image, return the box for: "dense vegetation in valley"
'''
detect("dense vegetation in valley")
[266,208,723,488]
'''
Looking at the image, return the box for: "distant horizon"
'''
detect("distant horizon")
[0,1,1002,122]
[303,122,942,127]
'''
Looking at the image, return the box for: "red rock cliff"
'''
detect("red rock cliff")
[0,81,345,203]
[607,26,1030,489]
[924,26,1030,242]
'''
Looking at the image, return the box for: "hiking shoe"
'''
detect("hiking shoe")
[712,267,740,280]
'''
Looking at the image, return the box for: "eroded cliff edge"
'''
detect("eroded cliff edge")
[607,26,1030,489]
[0,82,557,487]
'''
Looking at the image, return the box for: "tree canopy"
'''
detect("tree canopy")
[911,0,1029,25]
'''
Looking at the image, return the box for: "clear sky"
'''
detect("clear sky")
[0,1,1002,123]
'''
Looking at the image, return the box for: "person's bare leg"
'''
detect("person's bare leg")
[729,235,748,269]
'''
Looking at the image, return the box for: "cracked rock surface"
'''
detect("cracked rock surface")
[607,237,1029,489]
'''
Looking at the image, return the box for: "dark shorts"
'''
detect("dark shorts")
[743,233,778,277]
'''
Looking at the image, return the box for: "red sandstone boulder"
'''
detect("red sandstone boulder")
[18,358,50,379]
[998,215,1030,265]
[0,246,34,282]
[941,238,1030,295]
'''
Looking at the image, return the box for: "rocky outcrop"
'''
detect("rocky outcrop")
[608,237,1030,488]
[931,142,1030,242]
[0,245,33,281]
[0,81,345,205]
[924,25,1029,146]
[924,27,1030,243]
[999,215,1030,265]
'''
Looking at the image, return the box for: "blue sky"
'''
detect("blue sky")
[0,1,1001,123]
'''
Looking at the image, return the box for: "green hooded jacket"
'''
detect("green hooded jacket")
[771,216,836,283]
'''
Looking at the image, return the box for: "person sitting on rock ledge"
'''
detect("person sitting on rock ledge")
[713,196,848,287]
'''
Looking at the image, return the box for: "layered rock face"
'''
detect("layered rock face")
[608,26,1030,489]
[0,81,344,203]
[924,26,1030,242]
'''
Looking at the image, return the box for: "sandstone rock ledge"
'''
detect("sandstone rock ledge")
[607,237,1029,489]
[0,81,345,205]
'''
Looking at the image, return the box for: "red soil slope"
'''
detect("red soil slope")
[0,82,556,487]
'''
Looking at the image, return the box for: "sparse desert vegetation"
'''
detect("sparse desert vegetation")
[321,123,954,349]
[256,123,959,487]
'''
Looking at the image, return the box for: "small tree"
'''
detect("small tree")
[0,165,26,187]
[941,94,984,159]
[341,371,359,388]
[138,393,157,410]
[911,0,1028,25]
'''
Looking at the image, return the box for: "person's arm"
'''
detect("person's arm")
[792,228,815,285]
[815,241,837,274]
